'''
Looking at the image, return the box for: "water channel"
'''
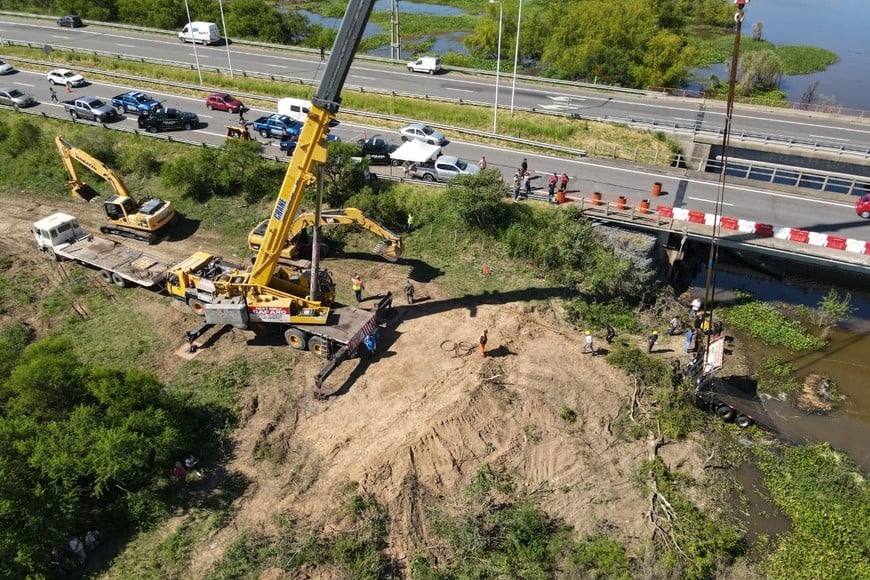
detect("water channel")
[687,251,870,471]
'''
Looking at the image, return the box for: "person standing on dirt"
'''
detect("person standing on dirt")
[352,274,364,303]
[404,279,415,304]
[668,316,681,335]
[363,332,377,360]
[479,329,488,357]
[583,330,594,354]
[407,213,414,233]
[647,330,658,354]
[605,323,616,344]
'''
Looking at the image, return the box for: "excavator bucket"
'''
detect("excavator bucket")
[373,239,403,262]
[71,183,99,203]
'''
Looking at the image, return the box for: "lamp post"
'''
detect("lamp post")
[183,0,203,85]
[490,0,503,133]
[509,0,522,116]
[218,0,233,78]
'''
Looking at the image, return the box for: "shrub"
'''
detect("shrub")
[722,298,825,351]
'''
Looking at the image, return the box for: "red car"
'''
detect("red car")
[205,93,244,113]
[857,193,870,219]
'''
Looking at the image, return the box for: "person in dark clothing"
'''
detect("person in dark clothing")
[647,330,658,353]
[605,323,616,344]
[521,158,528,174]
[320,46,325,61]
[404,279,415,304]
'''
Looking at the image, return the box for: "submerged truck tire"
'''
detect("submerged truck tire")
[735,414,753,428]
[715,404,735,421]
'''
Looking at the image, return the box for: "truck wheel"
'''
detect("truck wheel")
[111,272,128,288]
[423,173,435,182]
[70,110,79,119]
[735,414,753,429]
[188,298,205,316]
[308,336,331,359]
[715,405,735,421]
[183,122,192,131]
[100,270,113,283]
[147,126,157,133]
[284,328,308,350]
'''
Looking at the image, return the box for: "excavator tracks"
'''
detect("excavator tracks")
[100,225,159,245]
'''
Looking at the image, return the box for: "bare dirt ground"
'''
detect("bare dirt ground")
[2,195,707,577]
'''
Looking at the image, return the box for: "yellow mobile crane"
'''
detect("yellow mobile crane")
[184,0,390,394]
[247,207,404,263]
[55,136,175,244]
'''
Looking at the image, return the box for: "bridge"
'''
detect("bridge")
[554,193,870,275]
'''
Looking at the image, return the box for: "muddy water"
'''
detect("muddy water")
[686,252,870,471]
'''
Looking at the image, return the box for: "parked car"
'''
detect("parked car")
[399,123,447,146]
[0,60,15,75]
[857,193,870,219]
[0,87,37,108]
[47,68,86,88]
[57,14,84,28]
[251,114,301,139]
[112,91,162,114]
[406,56,441,75]
[205,93,244,113]
[356,136,399,164]
[410,155,479,182]
[138,108,200,132]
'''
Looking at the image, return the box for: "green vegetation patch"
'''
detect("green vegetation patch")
[758,443,870,579]
[721,293,825,351]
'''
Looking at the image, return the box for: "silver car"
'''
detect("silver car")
[0,87,37,108]
[399,123,448,146]
[411,155,480,182]
[0,60,15,75]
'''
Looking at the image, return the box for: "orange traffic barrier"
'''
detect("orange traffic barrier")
[688,210,706,224]
[826,236,847,250]
[616,195,627,210]
[656,205,673,218]
[719,217,739,230]
[755,223,774,237]
[789,229,810,243]
[592,192,603,206]
[652,182,662,197]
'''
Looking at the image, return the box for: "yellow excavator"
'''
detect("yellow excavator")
[55,136,175,244]
[246,207,403,263]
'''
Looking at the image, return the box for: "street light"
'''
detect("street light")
[218,0,234,78]
[490,0,503,133]
[183,0,203,85]
[509,0,523,116]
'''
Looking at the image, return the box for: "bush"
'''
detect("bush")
[722,297,825,351]
[568,534,632,579]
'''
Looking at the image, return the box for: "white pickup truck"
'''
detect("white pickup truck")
[32,213,169,288]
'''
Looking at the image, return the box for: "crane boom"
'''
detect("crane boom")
[248,0,376,288]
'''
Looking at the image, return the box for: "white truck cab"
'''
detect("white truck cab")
[407,56,441,75]
[178,22,221,45]
[32,213,87,253]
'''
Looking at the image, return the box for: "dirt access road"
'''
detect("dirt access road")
[2,194,707,576]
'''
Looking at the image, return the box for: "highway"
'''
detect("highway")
[0,25,868,244]
[3,15,870,154]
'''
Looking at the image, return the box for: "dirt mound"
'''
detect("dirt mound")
[796,372,838,412]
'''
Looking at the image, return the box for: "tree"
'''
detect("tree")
[446,170,509,230]
[736,50,783,96]
[320,141,370,208]
[814,289,855,338]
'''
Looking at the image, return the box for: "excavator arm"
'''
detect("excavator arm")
[248,207,404,262]
[55,135,132,202]
[248,0,376,288]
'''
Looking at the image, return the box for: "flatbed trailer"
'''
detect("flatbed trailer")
[33,213,170,288]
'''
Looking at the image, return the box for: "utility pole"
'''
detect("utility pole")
[390,0,401,61]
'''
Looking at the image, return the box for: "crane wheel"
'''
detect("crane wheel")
[284,328,308,350]
[308,336,330,359]
[111,272,128,288]
[188,298,205,316]
[735,414,753,429]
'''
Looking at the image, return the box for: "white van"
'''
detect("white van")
[407,56,441,75]
[277,97,312,123]
[178,22,221,45]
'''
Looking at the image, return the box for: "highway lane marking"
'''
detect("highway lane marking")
[445,88,474,93]
[687,196,734,207]
[116,43,137,48]
[350,75,376,80]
